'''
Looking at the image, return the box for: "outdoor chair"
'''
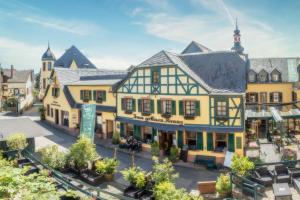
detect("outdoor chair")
[251,167,273,187]
[274,165,290,183]
[290,168,300,193]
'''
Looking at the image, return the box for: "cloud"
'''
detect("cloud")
[133,0,297,57]
[129,7,144,17]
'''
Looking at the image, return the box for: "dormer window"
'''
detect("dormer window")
[248,71,256,82]
[151,68,160,84]
[258,70,268,82]
[271,69,281,82]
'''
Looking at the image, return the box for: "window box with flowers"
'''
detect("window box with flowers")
[138,98,154,116]
[157,99,175,118]
[93,90,106,103]
[122,97,136,114]
[80,90,92,102]
[178,100,200,119]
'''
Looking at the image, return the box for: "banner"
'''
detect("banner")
[80,104,96,142]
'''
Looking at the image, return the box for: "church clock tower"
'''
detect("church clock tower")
[231,18,244,54]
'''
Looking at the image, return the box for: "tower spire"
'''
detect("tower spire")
[231,17,244,54]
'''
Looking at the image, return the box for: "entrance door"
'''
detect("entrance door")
[260,92,267,110]
[159,131,174,155]
[55,109,59,124]
[259,120,267,138]
[106,120,114,139]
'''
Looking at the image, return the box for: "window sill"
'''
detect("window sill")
[125,110,133,114]
[161,113,171,118]
[95,100,103,104]
[142,112,151,116]
[184,115,195,119]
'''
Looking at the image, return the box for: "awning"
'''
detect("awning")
[0,118,52,141]
[246,108,300,120]
[270,107,283,122]
[116,117,244,133]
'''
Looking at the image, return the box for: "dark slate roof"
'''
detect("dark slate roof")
[3,69,33,83]
[138,50,175,68]
[54,45,96,69]
[180,51,247,93]
[181,41,211,54]
[0,118,52,141]
[249,58,300,82]
[42,46,56,61]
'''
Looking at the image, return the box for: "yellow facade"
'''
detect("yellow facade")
[39,60,55,99]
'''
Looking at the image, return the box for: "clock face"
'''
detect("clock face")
[234,36,240,42]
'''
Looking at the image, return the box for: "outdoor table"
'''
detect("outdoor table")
[295,135,300,144]
[272,183,292,200]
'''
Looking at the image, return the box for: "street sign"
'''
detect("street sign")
[80,104,96,142]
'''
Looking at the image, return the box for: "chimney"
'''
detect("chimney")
[10,65,14,78]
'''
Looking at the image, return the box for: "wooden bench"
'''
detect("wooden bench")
[194,155,216,169]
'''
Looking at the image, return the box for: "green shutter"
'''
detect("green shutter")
[102,91,106,101]
[157,100,161,114]
[120,123,125,137]
[132,99,136,112]
[121,98,125,110]
[80,90,83,100]
[196,132,203,150]
[172,100,176,115]
[152,128,157,142]
[270,93,274,103]
[150,100,154,113]
[228,133,235,152]
[134,125,141,140]
[89,90,92,100]
[195,101,200,116]
[177,130,183,148]
[93,91,96,100]
[207,132,213,151]
[179,100,184,115]
[138,99,142,112]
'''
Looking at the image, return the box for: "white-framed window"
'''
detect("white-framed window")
[186,131,197,150]
[248,72,256,82]
[216,101,227,117]
[273,92,280,103]
[125,98,133,112]
[47,62,52,71]
[184,101,196,116]
[162,100,172,115]
[142,99,151,114]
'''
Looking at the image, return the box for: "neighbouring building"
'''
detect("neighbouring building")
[42,46,126,138]
[1,65,34,113]
[115,41,247,162]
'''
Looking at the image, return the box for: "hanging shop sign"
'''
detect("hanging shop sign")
[80,104,96,142]
[133,114,183,125]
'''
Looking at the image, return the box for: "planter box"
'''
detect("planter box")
[138,190,154,200]
[198,181,216,194]
[79,169,104,186]
[60,196,80,200]
[124,185,144,199]
[104,174,114,182]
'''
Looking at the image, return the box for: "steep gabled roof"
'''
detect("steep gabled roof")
[137,51,175,68]
[3,69,33,83]
[181,41,211,54]
[42,46,56,61]
[54,45,96,69]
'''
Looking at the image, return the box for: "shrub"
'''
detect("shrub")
[95,158,119,175]
[39,107,46,120]
[112,131,120,145]
[39,145,67,170]
[169,146,179,162]
[68,137,98,171]
[231,154,254,177]
[215,173,232,196]
[151,156,178,184]
[281,148,297,167]
[154,181,203,200]
[6,133,28,158]
[151,142,160,156]
[121,166,146,189]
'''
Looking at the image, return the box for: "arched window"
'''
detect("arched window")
[258,70,268,82]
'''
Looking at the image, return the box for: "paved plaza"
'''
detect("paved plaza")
[1,104,219,191]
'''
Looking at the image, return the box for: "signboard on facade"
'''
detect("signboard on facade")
[80,104,96,142]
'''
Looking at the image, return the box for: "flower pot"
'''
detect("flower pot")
[104,173,114,182]
[217,191,231,198]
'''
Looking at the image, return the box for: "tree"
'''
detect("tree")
[231,154,255,177]
[39,145,67,170]
[68,137,98,171]
[151,156,178,184]
[35,71,41,90]
[6,133,28,158]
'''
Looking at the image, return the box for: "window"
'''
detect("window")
[142,99,151,114]
[272,73,279,82]
[62,111,69,127]
[258,70,268,82]
[184,101,196,117]
[51,108,53,117]
[152,70,160,84]
[14,89,19,95]
[47,62,52,71]
[43,62,46,71]
[126,123,134,137]
[216,100,227,117]
[247,93,258,103]
[52,87,60,98]
[248,71,256,82]
[162,100,172,115]
[271,92,282,103]
[46,105,50,116]
[215,133,227,151]
[143,126,152,143]
[186,131,196,150]
[94,90,106,103]
[80,90,91,102]
[125,98,133,113]
[43,78,46,89]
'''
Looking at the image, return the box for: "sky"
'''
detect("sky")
[0,0,299,73]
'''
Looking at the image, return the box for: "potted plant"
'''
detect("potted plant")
[68,137,98,173]
[95,158,119,182]
[60,190,80,200]
[231,154,254,178]
[112,131,120,145]
[216,173,232,198]
[39,107,46,120]
[151,142,159,156]
[169,146,180,162]
[151,156,178,184]
[39,145,67,171]
[281,148,297,167]
[6,133,28,162]
[121,166,147,198]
